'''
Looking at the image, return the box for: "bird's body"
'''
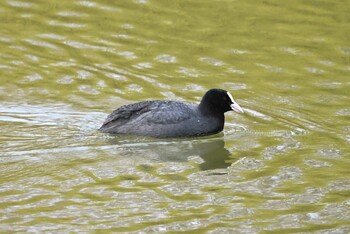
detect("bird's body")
[99,89,243,138]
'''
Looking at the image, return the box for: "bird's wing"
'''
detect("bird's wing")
[145,102,194,125]
[100,101,193,130]
[100,101,155,129]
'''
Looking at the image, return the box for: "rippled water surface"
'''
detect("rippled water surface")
[1,0,350,233]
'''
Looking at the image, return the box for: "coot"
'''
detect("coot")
[99,88,244,138]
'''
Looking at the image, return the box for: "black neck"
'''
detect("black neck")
[198,101,223,117]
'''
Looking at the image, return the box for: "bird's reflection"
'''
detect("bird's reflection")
[106,135,232,170]
[195,138,231,170]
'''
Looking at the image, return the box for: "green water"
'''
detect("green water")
[1,0,349,233]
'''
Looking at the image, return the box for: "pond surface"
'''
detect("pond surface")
[0,0,349,233]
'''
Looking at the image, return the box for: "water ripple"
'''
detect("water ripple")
[0,0,349,232]
[7,0,32,8]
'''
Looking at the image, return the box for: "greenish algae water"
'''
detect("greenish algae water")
[0,0,349,233]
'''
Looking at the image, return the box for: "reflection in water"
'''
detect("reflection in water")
[106,136,231,171]
[195,139,231,170]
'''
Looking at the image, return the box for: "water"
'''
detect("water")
[1,0,349,233]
